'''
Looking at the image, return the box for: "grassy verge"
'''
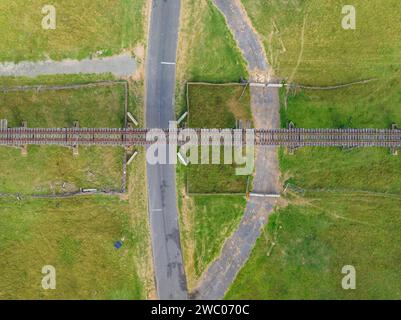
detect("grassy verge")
[0,79,126,194]
[241,0,401,85]
[124,80,155,298]
[176,0,248,115]
[177,0,247,85]
[192,195,247,278]
[177,165,247,288]
[0,0,146,62]
[126,148,155,299]
[175,1,250,288]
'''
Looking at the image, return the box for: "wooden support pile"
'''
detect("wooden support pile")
[21,121,28,156]
[391,123,399,156]
[0,119,7,130]
[72,121,79,156]
[287,121,296,155]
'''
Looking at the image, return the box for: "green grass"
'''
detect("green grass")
[0,85,125,128]
[187,162,250,194]
[0,146,123,194]
[0,0,145,62]
[188,84,252,128]
[0,78,153,300]
[280,79,401,193]
[178,0,247,84]
[192,195,246,278]
[175,0,248,116]
[241,0,401,85]
[226,193,401,299]
[186,84,252,194]
[280,79,401,130]
[0,80,126,194]
[0,196,144,299]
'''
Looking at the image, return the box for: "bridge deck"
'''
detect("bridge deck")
[0,128,400,147]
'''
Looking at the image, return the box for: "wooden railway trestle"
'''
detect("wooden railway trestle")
[0,128,401,148]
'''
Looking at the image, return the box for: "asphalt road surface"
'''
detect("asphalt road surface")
[145,0,188,300]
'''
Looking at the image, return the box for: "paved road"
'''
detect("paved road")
[193,0,280,300]
[145,0,188,300]
[0,54,136,78]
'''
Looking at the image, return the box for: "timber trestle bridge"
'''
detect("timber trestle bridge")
[1,127,401,148]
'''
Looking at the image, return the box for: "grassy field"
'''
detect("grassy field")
[0,80,126,194]
[280,79,401,193]
[221,0,401,300]
[226,192,401,299]
[0,0,145,62]
[0,146,123,195]
[227,84,401,299]
[188,84,252,128]
[241,0,401,85]
[186,84,252,194]
[191,196,246,278]
[227,76,401,300]
[0,150,152,299]
[280,79,401,129]
[0,196,143,299]
[0,74,154,299]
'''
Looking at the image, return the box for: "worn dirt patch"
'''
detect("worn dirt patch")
[134,44,145,61]
[127,150,156,299]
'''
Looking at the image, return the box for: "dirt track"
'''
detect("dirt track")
[0,54,136,78]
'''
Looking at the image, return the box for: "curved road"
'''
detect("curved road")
[145,0,188,300]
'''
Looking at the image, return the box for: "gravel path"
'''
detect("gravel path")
[0,54,136,78]
[192,0,280,300]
